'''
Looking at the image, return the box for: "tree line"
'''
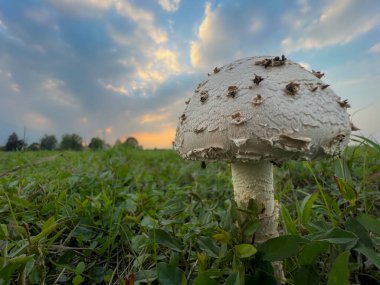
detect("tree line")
[1,132,140,151]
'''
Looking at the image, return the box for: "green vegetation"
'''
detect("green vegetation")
[0,137,379,284]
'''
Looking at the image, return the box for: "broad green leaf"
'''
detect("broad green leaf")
[299,241,329,265]
[134,269,157,283]
[259,235,309,261]
[0,263,24,283]
[355,246,380,269]
[344,217,372,248]
[247,198,258,216]
[311,228,358,245]
[197,236,220,258]
[8,254,34,265]
[327,251,350,285]
[357,214,380,236]
[300,192,319,224]
[234,244,257,258]
[192,272,218,285]
[153,228,182,252]
[213,231,231,243]
[243,219,260,237]
[224,272,240,285]
[157,262,186,285]
[281,205,297,235]
[24,258,35,276]
[75,261,85,275]
[334,176,357,206]
[73,274,85,285]
[295,265,319,285]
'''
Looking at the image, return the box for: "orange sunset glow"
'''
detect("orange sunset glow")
[129,126,176,149]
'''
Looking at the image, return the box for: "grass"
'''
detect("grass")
[0,137,379,284]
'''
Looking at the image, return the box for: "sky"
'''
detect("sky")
[0,0,379,149]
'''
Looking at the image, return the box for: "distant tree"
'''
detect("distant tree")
[88,137,104,150]
[40,134,58,150]
[60,133,83,151]
[124,137,140,148]
[5,132,25,151]
[28,142,40,151]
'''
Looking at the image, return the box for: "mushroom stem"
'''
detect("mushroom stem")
[231,161,285,283]
[231,161,277,241]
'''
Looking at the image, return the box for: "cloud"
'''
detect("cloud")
[1,0,378,147]
[41,79,78,107]
[282,0,380,52]
[190,2,264,70]
[297,0,310,13]
[103,83,130,96]
[369,42,380,53]
[141,112,169,124]
[48,0,114,16]
[115,1,167,44]
[23,112,51,130]
[158,0,180,12]
[0,68,20,93]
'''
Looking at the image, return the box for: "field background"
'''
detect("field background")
[0,137,379,284]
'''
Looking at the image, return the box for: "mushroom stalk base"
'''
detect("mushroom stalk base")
[231,161,285,284]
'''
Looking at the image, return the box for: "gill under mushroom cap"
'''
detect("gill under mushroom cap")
[174,56,351,162]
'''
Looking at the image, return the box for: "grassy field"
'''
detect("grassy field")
[0,137,379,284]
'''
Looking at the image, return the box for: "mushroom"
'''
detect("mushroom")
[174,56,351,282]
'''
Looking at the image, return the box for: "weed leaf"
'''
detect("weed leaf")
[234,244,257,258]
[153,228,182,252]
[356,214,380,236]
[192,272,218,285]
[327,251,350,285]
[197,236,220,258]
[355,246,380,269]
[295,265,319,285]
[299,241,329,265]
[259,235,308,261]
[311,228,358,245]
[157,262,186,285]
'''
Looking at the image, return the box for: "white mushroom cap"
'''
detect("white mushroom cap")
[174,56,351,162]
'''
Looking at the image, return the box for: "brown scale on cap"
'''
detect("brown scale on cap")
[227,85,238,98]
[337,99,351,108]
[200,90,209,103]
[252,94,264,106]
[185,99,190,105]
[213,67,221,74]
[321,84,330,90]
[255,55,287,68]
[180,113,186,124]
[285,82,300,95]
[312,70,325,79]
[253,74,264,85]
[311,86,318,92]
[350,122,360,131]
[194,127,205,134]
[231,112,243,124]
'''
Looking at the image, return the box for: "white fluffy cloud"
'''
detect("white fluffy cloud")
[190,2,264,70]
[115,1,167,44]
[282,0,380,52]
[158,0,180,12]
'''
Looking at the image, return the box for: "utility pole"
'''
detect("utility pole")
[23,125,27,149]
